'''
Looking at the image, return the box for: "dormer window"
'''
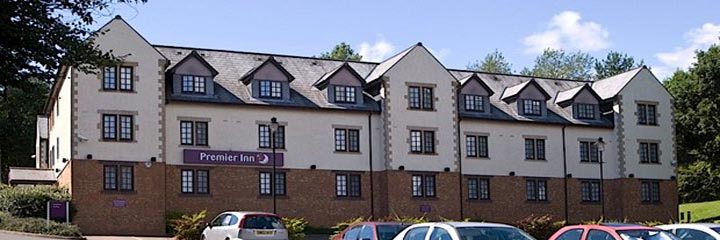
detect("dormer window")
[181,75,206,94]
[522,99,542,116]
[464,95,485,112]
[259,80,282,98]
[576,103,596,119]
[334,86,356,103]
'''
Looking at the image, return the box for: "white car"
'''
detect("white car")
[201,211,289,240]
[658,223,720,240]
[392,222,536,240]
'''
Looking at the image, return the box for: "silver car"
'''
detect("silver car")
[658,223,720,240]
[392,222,536,240]
[201,211,289,240]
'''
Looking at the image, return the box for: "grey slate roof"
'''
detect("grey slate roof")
[592,67,643,100]
[8,167,56,183]
[364,44,417,83]
[555,84,587,104]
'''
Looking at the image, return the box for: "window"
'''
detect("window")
[637,103,658,125]
[579,141,599,162]
[576,103,596,119]
[344,226,363,240]
[181,169,210,194]
[336,173,361,197]
[404,227,429,240]
[119,66,133,91]
[334,86,357,103]
[103,66,134,91]
[429,227,451,240]
[259,125,285,149]
[259,172,286,196]
[526,179,547,201]
[335,128,360,152]
[581,180,601,202]
[411,174,436,197]
[587,230,613,240]
[180,121,209,146]
[522,99,542,116]
[525,138,546,160]
[555,229,584,240]
[410,130,435,154]
[408,86,434,110]
[56,138,59,160]
[103,67,117,90]
[102,114,133,141]
[676,229,714,240]
[639,142,659,164]
[466,135,488,158]
[103,165,133,191]
[468,177,490,200]
[464,95,485,112]
[641,181,660,203]
[359,225,374,240]
[259,80,282,98]
[181,75,206,94]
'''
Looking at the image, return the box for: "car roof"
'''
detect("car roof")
[221,211,279,217]
[439,222,517,228]
[659,223,720,229]
[565,224,658,231]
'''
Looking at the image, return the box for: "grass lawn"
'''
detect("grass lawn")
[679,200,720,222]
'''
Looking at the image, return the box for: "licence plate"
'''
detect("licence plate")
[255,230,275,236]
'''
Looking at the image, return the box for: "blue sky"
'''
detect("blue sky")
[95,0,720,79]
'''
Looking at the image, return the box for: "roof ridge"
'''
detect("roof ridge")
[153,44,380,65]
[448,68,592,82]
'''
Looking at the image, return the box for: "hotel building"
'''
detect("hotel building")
[17,16,677,235]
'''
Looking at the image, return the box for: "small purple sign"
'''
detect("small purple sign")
[49,201,67,219]
[183,149,284,166]
[419,204,431,213]
[112,199,127,208]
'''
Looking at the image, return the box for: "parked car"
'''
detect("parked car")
[201,211,288,240]
[549,223,680,240]
[657,223,720,240]
[392,222,535,240]
[333,222,409,240]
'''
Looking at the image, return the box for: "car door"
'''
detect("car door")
[206,214,227,240]
[551,227,584,240]
[676,228,717,240]
[223,214,239,239]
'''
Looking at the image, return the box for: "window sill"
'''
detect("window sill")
[580,201,602,205]
[524,159,548,162]
[99,89,138,94]
[579,161,601,164]
[411,196,438,200]
[257,148,287,152]
[408,152,438,156]
[334,197,365,201]
[639,162,662,165]
[334,151,362,155]
[406,108,436,112]
[467,156,490,160]
[179,193,212,197]
[101,190,136,195]
[467,199,492,203]
[637,124,660,127]
[179,144,211,148]
[641,201,662,205]
[526,200,550,204]
[257,195,289,199]
[99,139,138,143]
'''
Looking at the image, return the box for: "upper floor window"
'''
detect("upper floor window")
[576,103,596,119]
[335,128,360,152]
[103,164,133,191]
[466,135,488,158]
[334,86,356,103]
[464,95,485,112]
[525,138,546,160]
[637,103,658,125]
[641,181,660,203]
[180,121,209,146]
[639,142,659,164]
[102,114,133,141]
[581,180,601,202]
[259,80,282,98]
[181,75,206,94]
[579,141,599,162]
[522,99,542,116]
[259,124,285,149]
[468,177,490,200]
[336,173,361,197]
[408,86,434,110]
[103,66,133,91]
[526,179,547,202]
[412,174,436,197]
[410,130,435,154]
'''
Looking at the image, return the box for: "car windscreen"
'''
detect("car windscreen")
[713,228,720,234]
[456,227,536,240]
[377,225,407,240]
[617,229,680,240]
[241,215,285,229]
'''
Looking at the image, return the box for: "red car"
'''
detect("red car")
[333,222,409,240]
[550,223,680,240]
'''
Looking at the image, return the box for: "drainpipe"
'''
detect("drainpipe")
[562,125,569,222]
[457,117,464,219]
[368,112,374,218]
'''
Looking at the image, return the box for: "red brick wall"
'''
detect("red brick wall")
[384,171,461,221]
[57,161,72,193]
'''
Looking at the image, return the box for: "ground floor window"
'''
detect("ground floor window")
[412,174,436,197]
[468,177,490,200]
[259,172,286,196]
[581,180,601,202]
[641,181,661,203]
[181,169,209,194]
[526,179,547,201]
[103,164,133,191]
[336,173,361,197]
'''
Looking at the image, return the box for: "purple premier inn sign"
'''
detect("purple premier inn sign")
[183,149,284,166]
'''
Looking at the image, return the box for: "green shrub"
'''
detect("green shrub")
[0,212,81,237]
[169,210,207,240]
[330,216,365,239]
[678,161,720,203]
[165,210,185,235]
[283,217,308,240]
[515,214,565,240]
[0,185,71,218]
[638,220,664,227]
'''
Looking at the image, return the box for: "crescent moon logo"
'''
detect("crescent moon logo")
[258,154,270,164]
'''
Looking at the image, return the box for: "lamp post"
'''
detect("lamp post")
[597,137,605,218]
[270,117,279,214]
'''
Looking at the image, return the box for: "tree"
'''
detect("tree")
[319,42,362,61]
[594,51,644,79]
[677,160,720,203]
[665,45,720,165]
[467,50,513,74]
[520,49,595,80]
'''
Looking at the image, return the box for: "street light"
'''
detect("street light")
[597,137,606,218]
[269,117,279,214]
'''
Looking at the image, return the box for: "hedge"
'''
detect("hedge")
[0,212,81,237]
[0,184,71,219]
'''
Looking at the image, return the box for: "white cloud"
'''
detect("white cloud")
[358,39,395,62]
[523,11,610,53]
[654,23,720,79]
